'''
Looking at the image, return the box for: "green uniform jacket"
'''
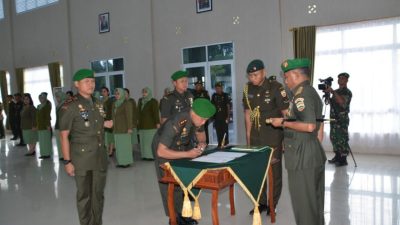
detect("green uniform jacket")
[36,101,52,130]
[160,90,193,119]
[138,98,160,129]
[20,105,37,130]
[112,100,133,133]
[283,81,327,170]
[59,94,108,172]
[127,98,138,129]
[243,79,289,147]
[102,96,114,132]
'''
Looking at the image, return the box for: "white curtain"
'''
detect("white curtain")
[314,17,400,155]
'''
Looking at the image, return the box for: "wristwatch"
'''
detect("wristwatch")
[63,159,72,165]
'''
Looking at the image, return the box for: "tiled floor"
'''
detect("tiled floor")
[0,137,399,225]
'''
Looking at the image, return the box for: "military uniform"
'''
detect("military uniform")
[36,99,52,158]
[211,91,231,146]
[330,87,352,157]
[127,97,139,145]
[113,97,134,167]
[160,89,193,120]
[102,96,114,149]
[243,59,289,209]
[21,105,38,144]
[59,91,108,225]
[281,59,326,225]
[138,97,160,159]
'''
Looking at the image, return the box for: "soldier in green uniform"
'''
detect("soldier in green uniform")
[59,69,113,225]
[326,72,352,167]
[193,80,210,144]
[21,93,38,156]
[243,59,289,215]
[152,98,216,225]
[211,82,231,147]
[36,92,52,159]
[113,88,134,167]
[270,58,326,225]
[160,70,194,124]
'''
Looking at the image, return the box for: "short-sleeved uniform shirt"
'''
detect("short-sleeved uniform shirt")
[160,90,193,120]
[59,94,108,172]
[243,79,289,147]
[283,81,327,170]
[152,110,203,165]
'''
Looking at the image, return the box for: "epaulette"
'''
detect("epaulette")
[61,96,78,110]
[268,75,277,81]
[295,86,303,96]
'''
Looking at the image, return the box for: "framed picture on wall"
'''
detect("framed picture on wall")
[99,12,110,33]
[196,0,212,13]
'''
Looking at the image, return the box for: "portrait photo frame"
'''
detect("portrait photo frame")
[99,12,110,33]
[196,0,212,13]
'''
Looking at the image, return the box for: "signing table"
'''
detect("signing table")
[160,146,275,225]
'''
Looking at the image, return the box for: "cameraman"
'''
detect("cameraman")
[325,72,352,167]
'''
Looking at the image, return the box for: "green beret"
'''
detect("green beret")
[281,58,310,73]
[192,98,216,119]
[73,69,94,81]
[246,59,265,73]
[338,72,350,78]
[171,70,188,81]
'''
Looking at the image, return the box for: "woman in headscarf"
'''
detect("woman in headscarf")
[138,87,160,160]
[21,93,38,156]
[54,91,67,160]
[36,92,52,159]
[112,88,134,167]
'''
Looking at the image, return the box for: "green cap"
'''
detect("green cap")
[171,70,188,81]
[192,98,216,119]
[338,72,350,78]
[246,59,265,73]
[73,69,95,81]
[281,58,310,73]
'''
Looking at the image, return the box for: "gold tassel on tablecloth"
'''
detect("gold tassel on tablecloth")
[252,204,262,225]
[192,198,202,220]
[181,189,192,217]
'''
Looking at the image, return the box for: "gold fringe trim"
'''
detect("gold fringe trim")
[182,189,192,217]
[252,204,262,225]
[192,198,202,220]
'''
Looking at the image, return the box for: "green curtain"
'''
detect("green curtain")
[15,68,24,94]
[292,25,316,83]
[0,71,7,104]
[48,62,62,90]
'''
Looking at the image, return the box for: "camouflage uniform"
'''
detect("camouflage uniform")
[329,87,352,156]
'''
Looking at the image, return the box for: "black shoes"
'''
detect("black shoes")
[335,156,348,167]
[25,151,36,156]
[328,152,339,164]
[0,135,5,139]
[116,164,130,168]
[39,155,51,159]
[10,137,18,140]
[169,215,198,225]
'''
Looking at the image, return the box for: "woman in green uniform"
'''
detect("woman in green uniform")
[21,93,38,156]
[138,87,160,160]
[113,88,134,167]
[54,91,67,160]
[36,92,52,159]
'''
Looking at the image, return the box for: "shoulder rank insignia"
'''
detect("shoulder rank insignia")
[295,97,305,112]
[178,119,187,127]
[295,86,303,96]
[61,96,77,110]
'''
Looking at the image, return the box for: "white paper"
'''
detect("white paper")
[191,152,247,163]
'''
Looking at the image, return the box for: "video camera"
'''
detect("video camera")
[318,77,334,105]
[318,77,334,91]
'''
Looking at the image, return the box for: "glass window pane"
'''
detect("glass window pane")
[344,25,393,48]
[109,74,124,94]
[185,67,205,91]
[397,23,400,43]
[108,58,124,72]
[315,30,341,51]
[15,0,26,13]
[207,43,233,61]
[91,60,107,73]
[15,0,58,13]
[94,76,106,93]
[183,47,206,64]
[26,0,36,10]
[0,0,4,19]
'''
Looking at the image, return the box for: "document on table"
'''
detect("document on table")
[192,152,248,163]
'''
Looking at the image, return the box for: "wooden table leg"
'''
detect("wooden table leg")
[211,190,219,225]
[268,167,276,223]
[229,184,235,215]
[168,183,177,225]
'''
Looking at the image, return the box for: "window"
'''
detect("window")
[314,17,400,151]
[0,0,4,19]
[91,57,125,95]
[24,66,56,126]
[15,0,58,14]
